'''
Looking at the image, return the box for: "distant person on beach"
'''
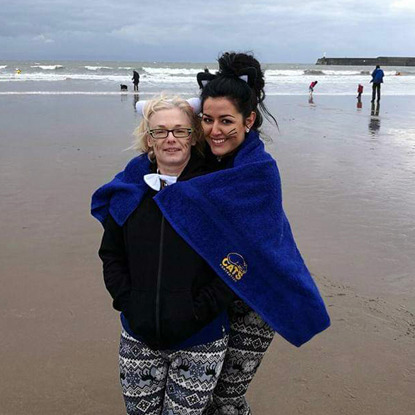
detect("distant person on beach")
[309,80,318,94]
[357,84,364,100]
[91,96,234,414]
[370,65,384,102]
[132,70,140,91]
[196,52,330,415]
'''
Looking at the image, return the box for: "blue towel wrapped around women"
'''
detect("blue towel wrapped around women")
[91,131,330,347]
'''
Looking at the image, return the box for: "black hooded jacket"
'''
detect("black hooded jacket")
[98,153,235,349]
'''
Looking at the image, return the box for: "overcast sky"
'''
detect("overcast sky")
[1,0,415,63]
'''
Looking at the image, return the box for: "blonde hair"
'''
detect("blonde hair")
[131,94,205,161]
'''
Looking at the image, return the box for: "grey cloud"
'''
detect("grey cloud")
[1,0,414,62]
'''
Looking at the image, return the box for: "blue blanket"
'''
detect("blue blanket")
[91,131,330,347]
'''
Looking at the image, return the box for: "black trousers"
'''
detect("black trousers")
[372,83,381,102]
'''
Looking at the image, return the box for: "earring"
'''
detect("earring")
[245,127,250,133]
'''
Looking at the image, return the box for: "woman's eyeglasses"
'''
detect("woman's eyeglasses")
[148,128,193,139]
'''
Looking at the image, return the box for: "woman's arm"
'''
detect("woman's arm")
[193,275,237,325]
[98,214,131,312]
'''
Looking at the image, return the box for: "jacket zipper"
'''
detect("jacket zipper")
[155,215,165,343]
[155,183,166,343]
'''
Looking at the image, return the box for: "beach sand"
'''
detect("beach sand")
[0,94,414,414]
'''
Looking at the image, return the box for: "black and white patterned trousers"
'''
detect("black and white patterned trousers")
[119,329,228,415]
[204,301,275,415]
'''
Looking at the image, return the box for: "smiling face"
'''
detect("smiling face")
[147,108,194,175]
[201,97,256,157]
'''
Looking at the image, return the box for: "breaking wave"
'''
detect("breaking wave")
[84,66,112,71]
[31,65,64,70]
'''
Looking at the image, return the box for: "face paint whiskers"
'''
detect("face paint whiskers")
[226,128,237,138]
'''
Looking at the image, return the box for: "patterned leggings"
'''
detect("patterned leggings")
[204,301,275,415]
[119,329,228,415]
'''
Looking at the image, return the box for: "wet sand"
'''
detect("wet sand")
[0,94,414,414]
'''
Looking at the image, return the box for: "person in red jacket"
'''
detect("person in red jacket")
[309,80,318,94]
[357,84,364,100]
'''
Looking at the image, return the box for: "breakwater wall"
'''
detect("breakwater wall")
[316,57,415,66]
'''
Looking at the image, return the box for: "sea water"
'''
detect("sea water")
[1,60,415,96]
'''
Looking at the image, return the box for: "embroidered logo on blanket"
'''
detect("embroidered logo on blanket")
[220,253,248,282]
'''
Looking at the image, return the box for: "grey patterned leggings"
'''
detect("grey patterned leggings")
[119,329,228,415]
[204,301,275,415]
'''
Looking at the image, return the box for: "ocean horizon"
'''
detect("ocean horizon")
[1,59,415,96]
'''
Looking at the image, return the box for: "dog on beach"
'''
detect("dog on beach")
[120,84,128,91]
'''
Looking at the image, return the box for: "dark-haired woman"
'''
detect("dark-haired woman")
[191,52,330,414]
[92,55,330,414]
[145,53,329,414]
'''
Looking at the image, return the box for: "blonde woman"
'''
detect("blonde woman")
[92,96,234,415]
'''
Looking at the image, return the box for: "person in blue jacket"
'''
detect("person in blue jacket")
[371,65,384,102]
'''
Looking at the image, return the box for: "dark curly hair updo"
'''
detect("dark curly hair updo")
[199,52,277,131]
